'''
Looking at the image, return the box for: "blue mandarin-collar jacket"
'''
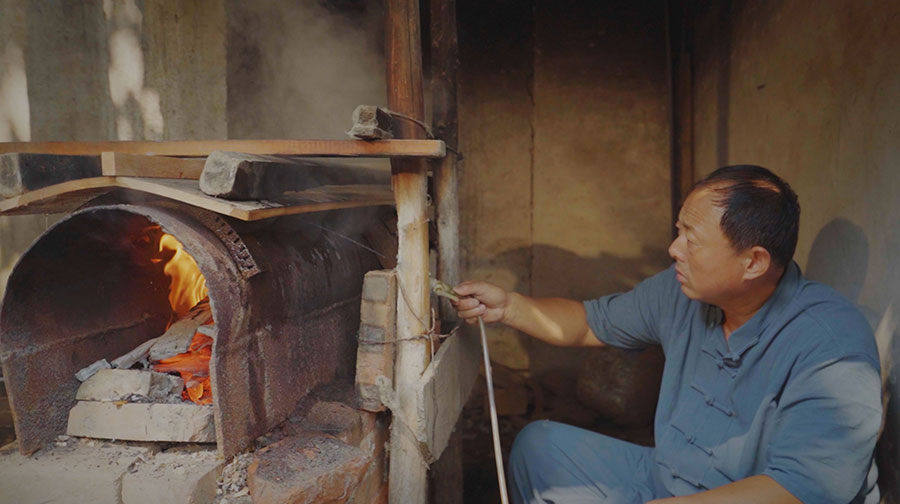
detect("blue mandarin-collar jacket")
[584,262,882,503]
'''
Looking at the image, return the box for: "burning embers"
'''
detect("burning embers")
[153,329,214,405]
[67,227,217,442]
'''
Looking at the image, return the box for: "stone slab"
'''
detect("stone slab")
[0,153,101,198]
[248,431,370,504]
[121,449,222,504]
[301,401,364,446]
[76,369,184,402]
[348,415,390,504]
[0,440,155,504]
[67,401,216,443]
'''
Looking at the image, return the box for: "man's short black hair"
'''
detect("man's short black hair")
[692,165,800,269]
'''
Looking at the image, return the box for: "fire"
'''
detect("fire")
[144,228,214,405]
[153,330,213,405]
[152,232,208,317]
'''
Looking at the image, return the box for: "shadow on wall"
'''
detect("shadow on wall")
[806,218,870,312]
[804,217,900,502]
[490,244,672,300]
[494,243,670,378]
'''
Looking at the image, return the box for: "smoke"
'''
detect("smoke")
[226,0,387,142]
[224,0,395,258]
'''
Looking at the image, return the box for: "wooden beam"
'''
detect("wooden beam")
[431,0,461,326]
[0,177,394,221]
[428,2,469,503]
[0,139,445,158]
[668,0,694,229]
[386,0,431,501]
[101,152,206,179]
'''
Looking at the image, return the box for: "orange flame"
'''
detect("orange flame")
[152,233,208,317]
[153,330,213,405]
[144,228,214,405]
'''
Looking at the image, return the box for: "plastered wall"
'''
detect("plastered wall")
[458,0,672,376]
[691,0,900,498]
[0,0,228,297]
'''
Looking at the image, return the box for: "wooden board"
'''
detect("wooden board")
[415,330,481,462]
[0,176,117,215]
[101,152,206,179]
[0,139,445,158]
[0,177,394,221]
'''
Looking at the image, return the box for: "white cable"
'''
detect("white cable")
[479,315,510,504]
[431,279,509,504]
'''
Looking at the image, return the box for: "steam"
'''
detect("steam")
[225,0,394,253]
[226,0,387,141]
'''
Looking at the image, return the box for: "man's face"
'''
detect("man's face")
[668,186,747,305]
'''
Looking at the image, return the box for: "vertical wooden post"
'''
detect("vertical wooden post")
[429,1,464,503]
[386,0,431,502]
[667,0,694,230]
[430,0,461,325]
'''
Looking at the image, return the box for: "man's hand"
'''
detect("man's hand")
[451,280,603,347]
[452,281,510,325]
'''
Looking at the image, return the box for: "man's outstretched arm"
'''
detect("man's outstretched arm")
[453,280,604,347]
[647,475,801,504]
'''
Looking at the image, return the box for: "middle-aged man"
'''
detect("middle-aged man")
[454,165,882,503]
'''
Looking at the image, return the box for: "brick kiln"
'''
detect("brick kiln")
[0,200,383,460]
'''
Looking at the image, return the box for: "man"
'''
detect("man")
[454,166,881,503]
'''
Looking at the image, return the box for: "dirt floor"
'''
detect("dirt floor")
[460,367,654,504]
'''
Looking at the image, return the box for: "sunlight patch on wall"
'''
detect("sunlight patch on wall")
[105,0,164,140]
[0,43,30,142]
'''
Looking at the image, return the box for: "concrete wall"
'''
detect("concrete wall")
[225,0,385,140]
[0,0,228,297]
[691,0,900,499]
[458,0,672,376]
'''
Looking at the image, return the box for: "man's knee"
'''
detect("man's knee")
[510,420,564,470]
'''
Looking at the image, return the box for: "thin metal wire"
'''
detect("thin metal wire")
[306,223,387,258]
[384,109,464,160]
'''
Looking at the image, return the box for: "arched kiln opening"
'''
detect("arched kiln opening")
[0,202,381,458]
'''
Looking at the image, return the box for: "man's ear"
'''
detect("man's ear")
[742,246,772,281]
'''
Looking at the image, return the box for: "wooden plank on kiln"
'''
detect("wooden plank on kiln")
[0,139,446,158]
[1,177,393,220]
[0,176,116,215]
[116,178,395,221]
[101,152,206,179]
[415,330,481,462]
